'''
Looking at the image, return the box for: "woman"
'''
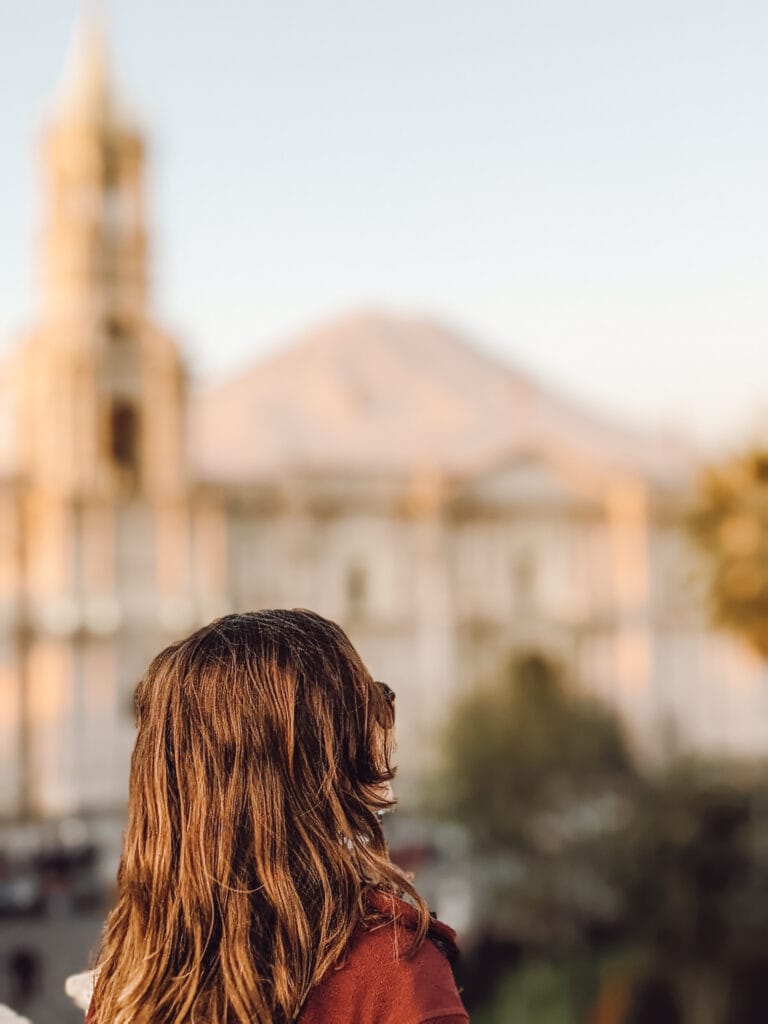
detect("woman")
[84,609,468,1023]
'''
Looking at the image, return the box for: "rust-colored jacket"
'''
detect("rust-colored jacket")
[298,890,468,1023]
[86,891,469,1023]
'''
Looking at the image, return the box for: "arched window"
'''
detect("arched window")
[105,316,126,342]
[102,142,120,190]
[110,400,139,473]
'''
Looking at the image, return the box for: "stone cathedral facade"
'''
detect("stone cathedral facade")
[2,20,767,846]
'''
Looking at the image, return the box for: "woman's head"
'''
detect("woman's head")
[90,609,427,1024]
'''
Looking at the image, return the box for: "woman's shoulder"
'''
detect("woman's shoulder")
[298,890,469,1024]
[362,888,461,962]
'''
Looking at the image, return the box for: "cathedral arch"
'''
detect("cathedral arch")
[109,398,140,475]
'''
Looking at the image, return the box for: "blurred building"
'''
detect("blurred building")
[1,16,767,855]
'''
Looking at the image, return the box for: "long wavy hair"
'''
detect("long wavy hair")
[88,609,429,1024]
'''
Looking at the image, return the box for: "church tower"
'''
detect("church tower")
[18,13,185,498]
[7,12,194,821]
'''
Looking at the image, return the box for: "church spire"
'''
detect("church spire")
[53,3,133,129]
[39,1,146,326]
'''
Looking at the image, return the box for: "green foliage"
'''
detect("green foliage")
[437,652,635,855]
[613,763,768,967]
[687,448,768,659]
[472,960,578,1024]
[432,648,768,1021]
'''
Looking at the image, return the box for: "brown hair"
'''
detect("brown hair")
[89,609,429,1023]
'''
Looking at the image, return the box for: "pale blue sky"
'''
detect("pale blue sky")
[1,1,767,451]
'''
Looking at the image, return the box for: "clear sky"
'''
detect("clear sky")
[1,0,767,453]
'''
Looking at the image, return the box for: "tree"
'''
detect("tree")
[437,651,635,856]
[433,651,636,954]
[686,449,768,659]
[430,651,636,1018]
[431,651,768,1023]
